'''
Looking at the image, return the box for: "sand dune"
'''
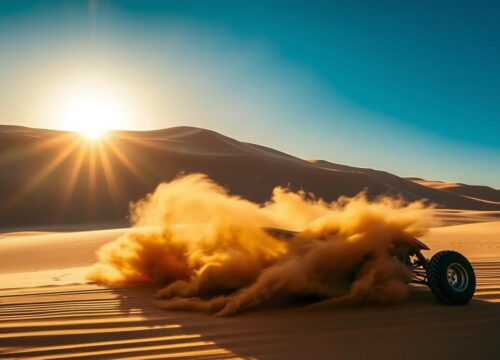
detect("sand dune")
[1,220,500,359]
[409,177,500,204]
[1,125,499,229]
[433,209,500,226]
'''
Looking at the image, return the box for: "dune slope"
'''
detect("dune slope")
[408,177,500,204]
[1,125,499,229]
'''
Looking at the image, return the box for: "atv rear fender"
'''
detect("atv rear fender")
[395,233,430,251]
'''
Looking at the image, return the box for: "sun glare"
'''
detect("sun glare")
[52,78,134,140]
[62,94,120,140]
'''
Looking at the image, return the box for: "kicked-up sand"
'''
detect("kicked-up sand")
[1,216,500,359]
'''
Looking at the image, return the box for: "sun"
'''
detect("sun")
[52,78,133,140]
[63,97,116,140]
[79,126,108,140]
[61,93,122,140]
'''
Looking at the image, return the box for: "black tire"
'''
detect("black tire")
[427,250,476,305]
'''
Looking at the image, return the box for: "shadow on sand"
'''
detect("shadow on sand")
[104,284,500,360]
[2,268,499,359]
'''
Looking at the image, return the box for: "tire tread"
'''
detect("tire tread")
[427,250,475,305]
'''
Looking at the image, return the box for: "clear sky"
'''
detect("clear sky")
[1,1,499,187]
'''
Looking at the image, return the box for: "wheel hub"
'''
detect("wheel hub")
[447,263,469,292]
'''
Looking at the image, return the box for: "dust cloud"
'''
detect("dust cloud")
[87,173,434,316]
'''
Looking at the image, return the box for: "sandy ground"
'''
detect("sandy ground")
[1,217,500,359]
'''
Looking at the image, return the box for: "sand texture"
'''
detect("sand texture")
[1,219,499,359]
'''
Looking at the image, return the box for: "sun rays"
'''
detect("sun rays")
[0,132,148,222]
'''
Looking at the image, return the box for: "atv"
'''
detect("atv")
[264,227,476,305]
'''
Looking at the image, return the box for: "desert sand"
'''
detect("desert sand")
[1,216,499,359]
[2,126,500,358]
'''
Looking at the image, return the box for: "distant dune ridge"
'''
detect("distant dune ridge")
[407,177,500,204]
[1,125,499,228]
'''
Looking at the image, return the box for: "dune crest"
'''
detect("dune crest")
[2,125,499,229]
[88,174,433,316]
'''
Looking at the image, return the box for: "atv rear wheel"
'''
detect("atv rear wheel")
[427,250,475,305]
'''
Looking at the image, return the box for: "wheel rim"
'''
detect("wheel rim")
[447,263,469,292]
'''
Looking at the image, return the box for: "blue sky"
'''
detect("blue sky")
[1,1,499,187]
